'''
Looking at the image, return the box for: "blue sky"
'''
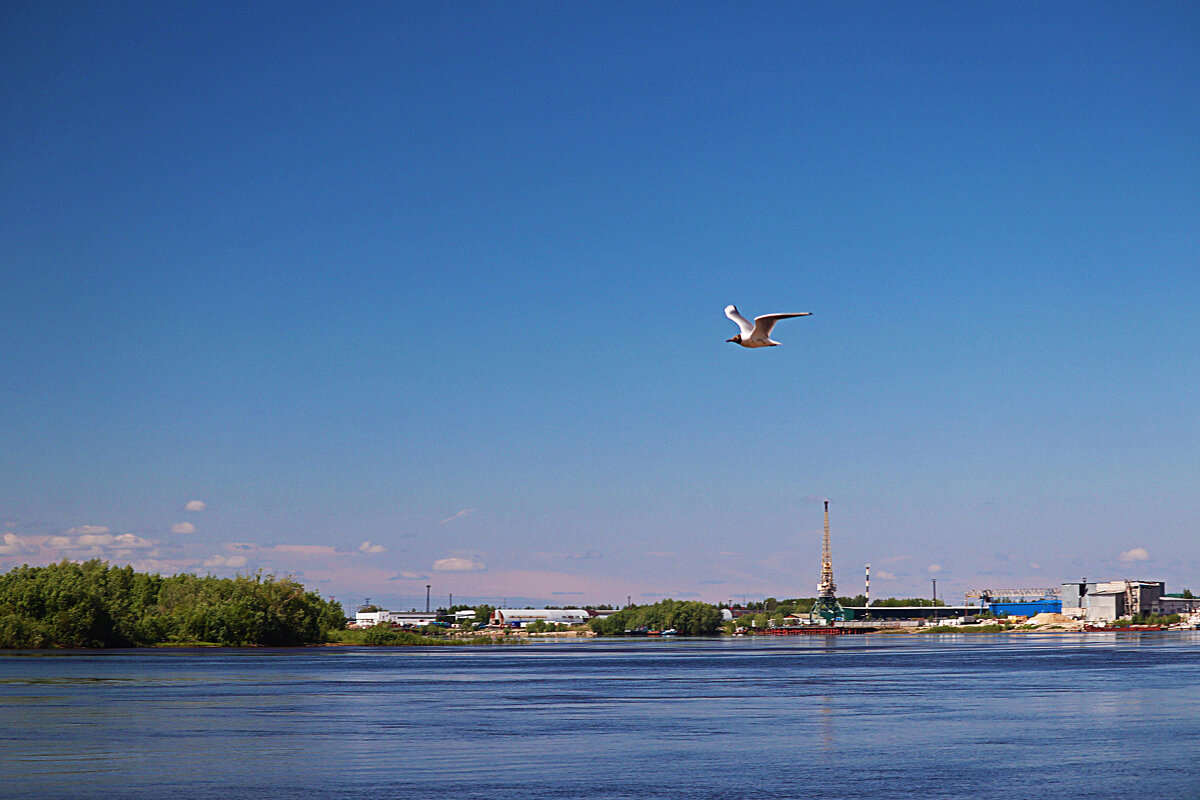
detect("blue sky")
[3,2,1198,610]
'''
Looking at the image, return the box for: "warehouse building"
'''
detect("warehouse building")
[489,608,593,627]
[1061,580,1164,622]
[1154,594,1200,616]
[352,609,441,628]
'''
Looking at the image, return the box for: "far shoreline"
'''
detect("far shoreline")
[4,625,1195,653]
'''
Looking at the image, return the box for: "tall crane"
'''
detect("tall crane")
[810,501,846,624]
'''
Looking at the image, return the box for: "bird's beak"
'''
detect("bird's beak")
[726,337,736,343]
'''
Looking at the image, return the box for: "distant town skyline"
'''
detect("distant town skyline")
[3,3,1199,611]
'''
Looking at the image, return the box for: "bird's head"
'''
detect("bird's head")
[726,334,741,344]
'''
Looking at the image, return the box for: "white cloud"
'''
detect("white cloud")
[438,508,477,525]
[203,554,248,569]
[185,500,207,512]
[432,556,485,572]
[171,522,197,534]
[46,530,158,553]
[876,570,897,580]
[53,533,114,549]
[0,533,37,556]
[131,558,181,574]
[65,525,110,535]
[1119,547,1149,563]
[1028,561,1040,570]
[358,541,386,554]
[927,564,943,574]
[112,533,155,549]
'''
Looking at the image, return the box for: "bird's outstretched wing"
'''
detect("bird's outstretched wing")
[751,312,812,339]
[725,305,756,336]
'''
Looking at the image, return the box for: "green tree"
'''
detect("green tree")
[473,604,495,626]
[590,599,722,636]
[0,561,344,648]
[871,597,945,607]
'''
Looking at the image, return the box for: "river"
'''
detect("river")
[3,633,1199,799]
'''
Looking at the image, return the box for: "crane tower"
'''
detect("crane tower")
[809,501,846,624]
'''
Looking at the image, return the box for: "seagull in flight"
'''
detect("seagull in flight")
[725,304,811,347]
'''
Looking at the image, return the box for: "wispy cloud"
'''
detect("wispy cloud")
[644,551,677,558]
[113,534,156,549]
[927,564,943,574]
[48,531,157,552]
[202,554,247,569]
[432,556,485,572]
[272,544,339,556]
[1119,547,1149,563]
[438,508,477,525]
[171,522,197,534]
[391,571,430,581]
[0,533,37,556]
[65,525,110,536]
[358,540,386,554]
[185,500,207,512]
[876,570,897,580]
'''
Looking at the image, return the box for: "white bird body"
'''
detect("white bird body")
[725,304,811,347]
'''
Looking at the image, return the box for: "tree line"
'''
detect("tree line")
[589,599,724,636]
[0,560,345,648]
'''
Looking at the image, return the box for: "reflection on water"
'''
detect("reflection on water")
[2,635,1200,799]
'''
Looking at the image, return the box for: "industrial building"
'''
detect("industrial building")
[489,608,594,627]
[1060,580,1200,620]
[352,609,441,628]
[1155,594,1200,616]
[1061,580,1164,622]
[963,587,1062,617]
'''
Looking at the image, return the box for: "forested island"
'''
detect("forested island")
[0,560,346,648]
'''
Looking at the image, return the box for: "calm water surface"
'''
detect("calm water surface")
[2,634,1199,799]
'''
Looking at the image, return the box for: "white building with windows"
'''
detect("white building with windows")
[489,608,593,627]
[352,609,441,628]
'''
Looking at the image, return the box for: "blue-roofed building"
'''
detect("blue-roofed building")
[986,599,1062,617]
